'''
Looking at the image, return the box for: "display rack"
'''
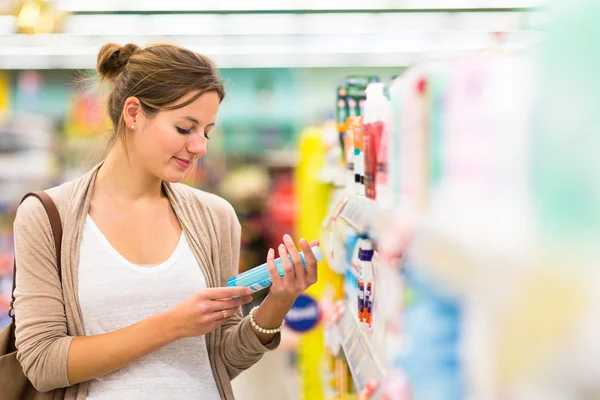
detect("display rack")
[331,301,386,399]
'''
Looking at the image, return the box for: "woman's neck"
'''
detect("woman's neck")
[96,144,164,203]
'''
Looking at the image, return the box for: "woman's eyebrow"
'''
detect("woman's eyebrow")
[179,116,199,124]
[179,117,215,127]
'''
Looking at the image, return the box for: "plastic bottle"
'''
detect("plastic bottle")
[344,123,355,195]
[227,246,324,293]
[360,240,375,328]
[357,239,370,323]
[336,86,350,163]
[363,82,390,200]
[353,117,366,196]
[376,120,390,206]
[387,76,403,207]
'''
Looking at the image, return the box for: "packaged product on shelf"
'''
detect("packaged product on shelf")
[371,252,404,367]
[375,116,390,206]
[426,62,448,191]
[387,75,403,207]
[344,124,355,195]
[357,239,367,323]
[360,240,375,329]
[347,96,359,119]
[336,86,350,163]
[352,116,365,196]
[398,71,429,213]
[363,82,390,200]
[395,263,463,400]
[347,85,366,117]
[345,233,361,315]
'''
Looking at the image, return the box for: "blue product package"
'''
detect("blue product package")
[226,246,323,293]
[396,261,463,400]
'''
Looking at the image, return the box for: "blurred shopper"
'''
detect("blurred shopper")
[11,43,319,399]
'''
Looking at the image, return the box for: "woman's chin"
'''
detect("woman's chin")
[159,168,188,183]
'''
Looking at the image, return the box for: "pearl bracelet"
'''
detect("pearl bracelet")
[249,306,285,335]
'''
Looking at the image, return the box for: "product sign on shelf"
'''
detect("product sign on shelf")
[285,294,320,333]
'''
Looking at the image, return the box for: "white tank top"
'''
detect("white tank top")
[78,215,221,400]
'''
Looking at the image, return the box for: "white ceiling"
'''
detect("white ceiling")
[53,0,545,12]
[0,2,546,69]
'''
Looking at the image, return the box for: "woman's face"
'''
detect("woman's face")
[131,90,220,183]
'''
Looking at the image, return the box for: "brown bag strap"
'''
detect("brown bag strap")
[8,192,63,321]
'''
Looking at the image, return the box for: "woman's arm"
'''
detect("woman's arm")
[66,313,173,384]
[14,197,74,392]
[67,287,250,385]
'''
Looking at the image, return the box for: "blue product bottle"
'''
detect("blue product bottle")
[396,260,463,400]
[226,246,323,293]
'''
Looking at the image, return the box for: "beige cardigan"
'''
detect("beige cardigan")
[12,164,279,400]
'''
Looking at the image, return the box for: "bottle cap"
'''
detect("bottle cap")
[365,82,385,100]
[311,246,324,262]
[359,249,374,261]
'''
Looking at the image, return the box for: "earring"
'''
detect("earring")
[130,125,135,129]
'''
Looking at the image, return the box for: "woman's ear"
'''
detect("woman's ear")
[122,96,142,129]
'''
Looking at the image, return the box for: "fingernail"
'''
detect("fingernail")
[268,248,274,257]
[279,244,285,250]
[283,234,292,241]
[246,288,252,295]
[300,238,308,246]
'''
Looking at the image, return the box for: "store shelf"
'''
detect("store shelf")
[333,301,386,398]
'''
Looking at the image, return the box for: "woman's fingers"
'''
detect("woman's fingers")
[266,248,282,289]
[201,286,250,300]
[278,243,295,291]
[211,296,253,312]
[209,307,238,322]
[283,234,306,290]
[300,238,318,285]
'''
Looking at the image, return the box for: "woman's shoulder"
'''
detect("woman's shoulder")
[15,169,91,228]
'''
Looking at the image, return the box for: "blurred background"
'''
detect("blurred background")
[2,0,600,399]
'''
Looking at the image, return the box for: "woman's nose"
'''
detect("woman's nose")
[187,132,207,157]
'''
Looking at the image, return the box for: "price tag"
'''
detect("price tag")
[339,196,383,239]
[334,304,386,395]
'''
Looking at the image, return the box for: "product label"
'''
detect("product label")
[285,294,321,333]
[358,281,365,322]
[249,278,272,293]
[366,282,373,325]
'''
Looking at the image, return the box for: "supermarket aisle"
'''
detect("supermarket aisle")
[232,350,298,400]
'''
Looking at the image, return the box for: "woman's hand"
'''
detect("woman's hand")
[266,234,320,306]
[250,235,320,344]
[166,287,253,339]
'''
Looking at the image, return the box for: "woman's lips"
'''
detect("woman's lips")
[173,157,191,169]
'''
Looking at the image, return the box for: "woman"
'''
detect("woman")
[12,43,320,400]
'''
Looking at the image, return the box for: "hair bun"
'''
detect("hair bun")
[97,43,141,81]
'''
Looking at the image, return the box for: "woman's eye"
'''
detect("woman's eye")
[176,127,191,135]
[204,132,210,140]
